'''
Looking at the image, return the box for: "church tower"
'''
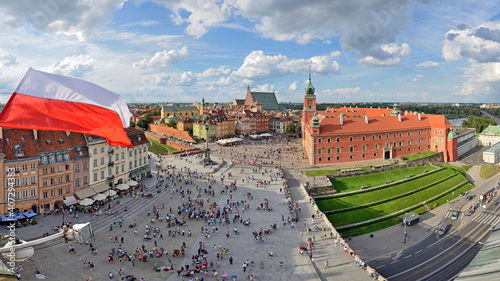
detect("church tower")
[303,68,316,112]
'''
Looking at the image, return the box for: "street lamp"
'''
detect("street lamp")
[61,208,65,227]
[403,213,407,244]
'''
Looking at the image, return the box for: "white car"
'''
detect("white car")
[451,212,459,220]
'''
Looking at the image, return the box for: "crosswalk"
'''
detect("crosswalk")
[444,211,463,220]
[472,212,500,226]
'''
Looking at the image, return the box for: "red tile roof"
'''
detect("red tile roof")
[313,112,442,136]
[36,130,73,152]
[125,127,149,147]
[2,129,39,160]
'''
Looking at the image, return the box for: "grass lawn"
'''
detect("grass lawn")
[304,165,374,177]
[327,175,468,227]
[463,165,473,172]
[423,182,475,211]
[480,165,500,179]
[147,138,178,155]
[403,151,438,161]
[330,165,437,193]
[317,169,456,211]
[339,217,402,237]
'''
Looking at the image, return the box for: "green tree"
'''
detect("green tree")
[137,116,153,130]
[166,119,177,128]
[130,121,136,128]
[462,115,496,133]
[285,122,296,134]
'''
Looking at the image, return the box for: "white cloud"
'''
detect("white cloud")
[199,67,231,78]
[231,50,340,80]
[178,71,198,86]
[254,84,274,92]
[1,54,17,67]
[443,21,500,97]
[133,47,189,69]
[416,60,439,68]
[149,0,232,38]
[46,54,95,77]
[121,21,159,27]
[322,87,361,96]
[412,78,418,82]
[289,81,298,91]
[358,43,411,66]
[1,0,126,40]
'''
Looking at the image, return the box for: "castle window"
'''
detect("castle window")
[336,156,340,161]
[318,157,322,162]
[350,146,354,152]
[318,138,322,143]
[336,137,340,142]
[327,138,331,143]
[362,135,366,141]
[349,136,353,141]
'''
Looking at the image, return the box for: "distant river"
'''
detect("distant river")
[449,118,467,127]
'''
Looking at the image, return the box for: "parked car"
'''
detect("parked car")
[451,212,459,220]
[466,195,474,201]
[437,225,449,236]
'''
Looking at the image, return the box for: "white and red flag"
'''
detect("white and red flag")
[0,68,132,147]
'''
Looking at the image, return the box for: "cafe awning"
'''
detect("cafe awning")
[0,213,25,222]
[22,210,38,218]
[91,182,110,193]
[63,196,78,206]
[74,188,97,199]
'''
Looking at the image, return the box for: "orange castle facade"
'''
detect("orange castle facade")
[301,75,457,166]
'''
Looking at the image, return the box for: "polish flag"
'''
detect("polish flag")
[0,68,133,147]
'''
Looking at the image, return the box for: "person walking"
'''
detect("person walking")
[243,263,247,272]
[324,260,329,268]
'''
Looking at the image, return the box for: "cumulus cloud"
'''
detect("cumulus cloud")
[443,21,500,97]
[46,54,95,77]
[1,0,126,40]
[443,22,500,63]
[149,0,232,38]
[178,71,198,86]
[254,84,274,92]
[358,43,411,66]
[133,47,188,69]
[231,50,340,80]
[199,67,231,77]
[289,81,298,91]
[1,54,17,67]
[416,60,439,68]
[234,0,413,64]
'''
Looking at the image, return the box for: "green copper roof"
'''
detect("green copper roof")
[482,125,500,135]
[448,131,457,139]
[305,69,315,97]
[250,92,282,111]
[311,112,320,127]
[390,102,400,116]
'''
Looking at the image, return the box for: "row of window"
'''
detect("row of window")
[74,162,88,172]
[75,176,88,187]
[317,139,430,154]
[42,164,71,175]
[41,152,70,164]
[317,145,428,162]
[93,164,126,182]
[42,187,70,199]
[7,189,37,200]
[42,175,71,186]
[317,130,432,143]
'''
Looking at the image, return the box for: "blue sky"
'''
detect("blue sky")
[0,0,500,104]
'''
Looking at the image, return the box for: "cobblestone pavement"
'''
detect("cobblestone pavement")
[1,138,374,281]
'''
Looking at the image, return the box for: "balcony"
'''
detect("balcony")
[107,175,114,180]
[108,161,114,166]
[108,148,114,154]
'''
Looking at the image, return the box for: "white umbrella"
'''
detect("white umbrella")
[102,190,117,197]
[116,184,130,191]
[126,180,138,186]
[92,193,107,201]
[79,198,94,206]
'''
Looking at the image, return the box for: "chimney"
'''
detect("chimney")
[365,115,369,125]
[386,107,389,110]
[66,131,71,137]
[404,111,408,115]
[33,129,38,140]
[418,112,421,121]
[0,127,2,139]
[378,106,380,109]
[340,114,344,126]
[398,113,402,123]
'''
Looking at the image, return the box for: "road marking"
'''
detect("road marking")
[415,250,422,254]
[491,217,500,226]
[484,215,496,225]
[376,265,386,269]
[403,255,412,259]
[445,211,450,219]
[387,208,496,280]
[390,260,399,264]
